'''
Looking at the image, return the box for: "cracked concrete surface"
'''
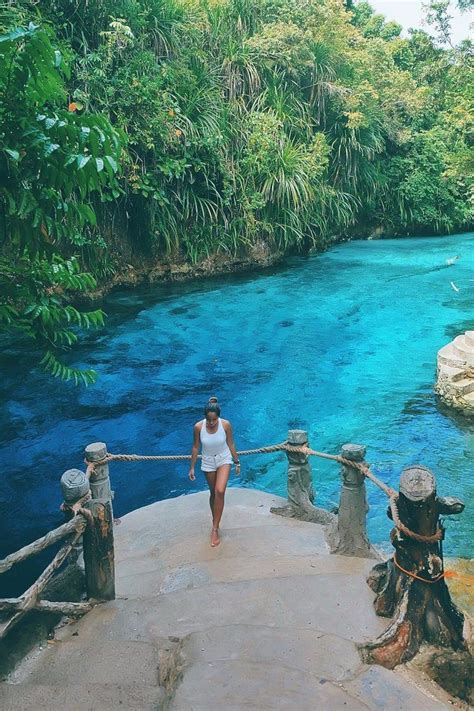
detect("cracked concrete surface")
[0,489,459,710]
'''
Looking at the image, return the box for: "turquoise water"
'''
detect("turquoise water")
[1,234,473,593]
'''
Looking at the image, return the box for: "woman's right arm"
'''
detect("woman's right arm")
[189,423,201,480]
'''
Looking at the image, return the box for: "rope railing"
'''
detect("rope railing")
[292,446,443,545]
[0,466,113,638]
[0,434,455,642]
[0,521,87,638]
[0,516,86,575]
[94,442,289,464]
[95,441,441,544]
[0,525,86,613]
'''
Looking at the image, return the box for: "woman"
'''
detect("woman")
[189,397,240,547]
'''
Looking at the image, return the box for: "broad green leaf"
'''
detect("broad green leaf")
[77,155,91,169]
[0,25,37,44]
[104,155,118,173]
[65,154,78,166]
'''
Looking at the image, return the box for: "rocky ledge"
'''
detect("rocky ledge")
[435,331,474,416]
[78,241,284,303]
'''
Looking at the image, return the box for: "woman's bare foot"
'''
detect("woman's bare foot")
[211,526,220,547]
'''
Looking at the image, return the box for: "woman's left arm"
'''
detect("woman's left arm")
[224,421,240,475]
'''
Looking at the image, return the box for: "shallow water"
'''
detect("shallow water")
[1,234,473,595]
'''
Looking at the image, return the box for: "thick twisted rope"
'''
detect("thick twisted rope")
[90,442,442,544]
[289,445,442,544]
[61,491,94,526]
[96,442,289,464]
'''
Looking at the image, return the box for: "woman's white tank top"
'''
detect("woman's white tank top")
[200,418,231,457]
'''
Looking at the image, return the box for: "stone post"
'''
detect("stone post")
[83,498,115,601]
[60,468,90,505]
[60,468,90,562]
[271,430,334,524]
[328,444,376,558]
[85,442,113,510]
[83,442,115,600]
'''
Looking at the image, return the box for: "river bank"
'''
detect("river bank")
[77,227,471,303]
[78,240,286,302]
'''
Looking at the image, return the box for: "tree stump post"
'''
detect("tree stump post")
[271,430,334,524]
[85,442,113,511]
[328,444,376,558]
[83,498,115,601]
[359,465,467,668]
[60,468,90,562]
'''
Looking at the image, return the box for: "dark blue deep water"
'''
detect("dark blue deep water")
[1,234,473,594]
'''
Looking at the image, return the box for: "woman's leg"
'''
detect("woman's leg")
[211,464,231,545]
[204,471,217,518]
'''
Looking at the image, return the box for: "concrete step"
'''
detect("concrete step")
[171,659,370,710]
[116,490,289,535]
[453,378,474,396]
[182,624,361,681]
[114,491,323,552]
[437,344,466,368]
[116,552,375,598]
[451,335,474,365]
[15,639,160,687]
[464,330,474,347]
[0,683,164,711]
[0,669,447,711]
[115,522,330,583]
[451,368,471,382]
[48,573,387,647]
[172,658,447,711]
[462,390,474,405]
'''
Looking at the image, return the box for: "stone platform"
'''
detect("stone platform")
[0,490,461,710]
[436,331,474,415]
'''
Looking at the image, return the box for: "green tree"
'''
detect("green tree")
[2,0,471,347]
[379,131,471,233]
[0,23,124,383]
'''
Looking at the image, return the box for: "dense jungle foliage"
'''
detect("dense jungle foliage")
[1,0,473,380]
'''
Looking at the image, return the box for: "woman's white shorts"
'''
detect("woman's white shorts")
[201,451,233,472]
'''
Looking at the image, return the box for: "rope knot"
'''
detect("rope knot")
[61,492,93,527]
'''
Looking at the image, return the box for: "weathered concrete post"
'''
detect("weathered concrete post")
[271,430,334,524]
[83,443,115,600]
[61,468,90,506]
[328,444,376,558]
[83,498,115,601]
[60,468,90,562]
[85,442,112,507]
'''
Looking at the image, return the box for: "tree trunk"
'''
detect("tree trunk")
[83,499,115,601]
[271,430,334,524]
[359,466,467,668]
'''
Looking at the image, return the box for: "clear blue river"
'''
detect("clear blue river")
[1,234,473,596]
